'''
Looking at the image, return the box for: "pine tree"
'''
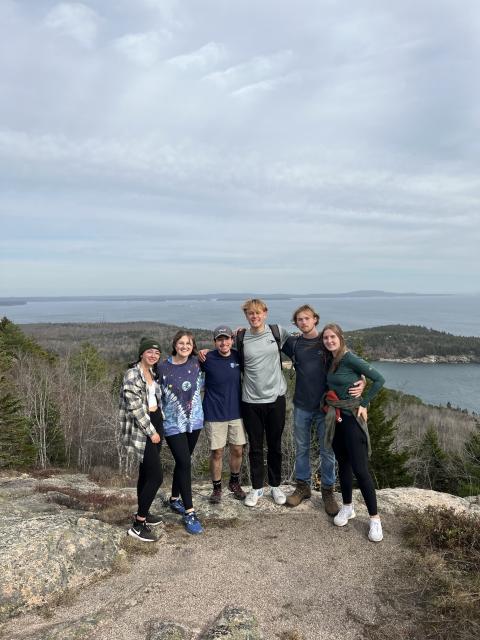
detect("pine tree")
[0,357,36,468]
[458,424,480,496]
[413,427,458,493]
[368,388,411,488]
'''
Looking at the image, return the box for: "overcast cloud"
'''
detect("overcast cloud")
[1,0,479,295]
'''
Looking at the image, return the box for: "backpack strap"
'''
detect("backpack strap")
[290,334,300,370]
[235,328,246,371]
[268,324,283,369]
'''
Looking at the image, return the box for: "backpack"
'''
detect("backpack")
[235,324,283,372]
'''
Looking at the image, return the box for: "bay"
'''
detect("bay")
[2,294,480,413]
[372,362,480,415]
[2,294,480,336]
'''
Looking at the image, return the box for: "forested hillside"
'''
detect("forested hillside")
[20,322,480,363]
[1,317,479,497]
[345,324,480,362]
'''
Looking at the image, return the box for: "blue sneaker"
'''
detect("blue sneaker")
[169,498,185,515]
[183,511,204,535]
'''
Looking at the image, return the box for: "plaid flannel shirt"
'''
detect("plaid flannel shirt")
[119,363,163,462]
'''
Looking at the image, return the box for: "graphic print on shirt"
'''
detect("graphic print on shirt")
[158,358,204,436]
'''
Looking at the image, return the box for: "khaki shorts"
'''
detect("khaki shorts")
[204,418,247,450]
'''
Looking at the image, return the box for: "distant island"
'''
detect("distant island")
[0,290,453,306]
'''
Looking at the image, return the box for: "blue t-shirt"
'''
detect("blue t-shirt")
[157,357,204,437]
[202,349,242,422]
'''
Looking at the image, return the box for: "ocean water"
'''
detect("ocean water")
[2,294,479,413]
[2,294,480,335]
[373,362,480,414]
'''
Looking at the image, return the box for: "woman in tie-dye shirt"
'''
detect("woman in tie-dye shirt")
[156,331,204,535]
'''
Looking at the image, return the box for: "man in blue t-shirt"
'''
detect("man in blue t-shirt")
[201,326,247,503]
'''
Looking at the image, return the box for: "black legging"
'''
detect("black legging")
[137,410,164,518]
[331,411,377,516]
[165,430,201,511]
[242,395,286,489]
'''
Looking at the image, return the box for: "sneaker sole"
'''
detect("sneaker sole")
[334,512,356,527]
[147,521,163,527]
[368,534,384,542]
[127,529,155,542]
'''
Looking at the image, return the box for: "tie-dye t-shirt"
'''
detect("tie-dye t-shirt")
[157,357,204,437]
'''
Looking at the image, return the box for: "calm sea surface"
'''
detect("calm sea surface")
[2,294,480,413]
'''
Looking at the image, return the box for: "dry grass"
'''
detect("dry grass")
[35,483,137,524]
[364,507,480,640]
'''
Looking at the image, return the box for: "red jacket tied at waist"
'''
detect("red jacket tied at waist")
[323,390,342,422]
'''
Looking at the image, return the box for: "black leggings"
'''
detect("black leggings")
[165,430,201,511]
[331,411,377,516]
[242,396,286,489]
[137,410,164,518]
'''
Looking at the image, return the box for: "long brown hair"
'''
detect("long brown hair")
[171,330,198,356]
[321,323,348,372]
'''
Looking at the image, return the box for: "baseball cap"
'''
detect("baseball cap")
[213,325,233,340]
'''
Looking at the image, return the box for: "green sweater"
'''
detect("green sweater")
[327,351,385,408]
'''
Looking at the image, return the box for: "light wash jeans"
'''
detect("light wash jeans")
[293,406,336,487]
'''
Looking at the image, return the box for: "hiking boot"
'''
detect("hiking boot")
[321,484,340,517]
[228,480,246,500]
[368,518,383,542]
[244,488,264,507]
[312,472,322,492]
[183,511,204,535]
[286,481,311,507]
[169,498,186,515]
[271,486,286,505]
[209,486,222,504]
[128,519,155,542]
[333,504,355,527]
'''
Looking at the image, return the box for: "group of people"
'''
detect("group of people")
[119,298,385,543]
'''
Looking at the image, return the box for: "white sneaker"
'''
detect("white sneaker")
[244,488,264,507]
[368,518,383,542]
[333,504,355,527]
[270,486,286,505]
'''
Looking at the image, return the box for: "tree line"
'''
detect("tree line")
[1,316,479,496]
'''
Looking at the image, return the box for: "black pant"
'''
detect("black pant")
[137,410,163,518]
[331,411,377,516]
[165,430,201,511]
[242,395,286,489]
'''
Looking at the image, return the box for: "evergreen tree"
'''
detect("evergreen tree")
[0,356,36,468]
[368,388,411,488]
[70,343,107,385]
[413,426,458,493]
[0,316,52,362]
[458,424,480,496]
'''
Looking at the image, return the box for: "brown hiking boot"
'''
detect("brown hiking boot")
[209,486,222,504]
[286,481,311,507]
[321,484,340,516]
[228,480,246,500]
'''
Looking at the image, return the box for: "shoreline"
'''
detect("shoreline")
[376,356,480,364]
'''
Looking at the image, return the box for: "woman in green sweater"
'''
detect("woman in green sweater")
[321,323,385,542]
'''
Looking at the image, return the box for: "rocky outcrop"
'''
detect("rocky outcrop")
[0,474,125,621]
[1,472,479,636]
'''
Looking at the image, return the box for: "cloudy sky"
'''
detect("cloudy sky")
[1,0,479,296]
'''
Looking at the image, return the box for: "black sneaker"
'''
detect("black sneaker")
[134,512,163,527]
[128,519,155,542]
[145,512,163,526]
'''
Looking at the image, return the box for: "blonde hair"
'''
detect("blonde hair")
[242,298,268,314]
[321,323,348,372]
[291,304,320,326]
